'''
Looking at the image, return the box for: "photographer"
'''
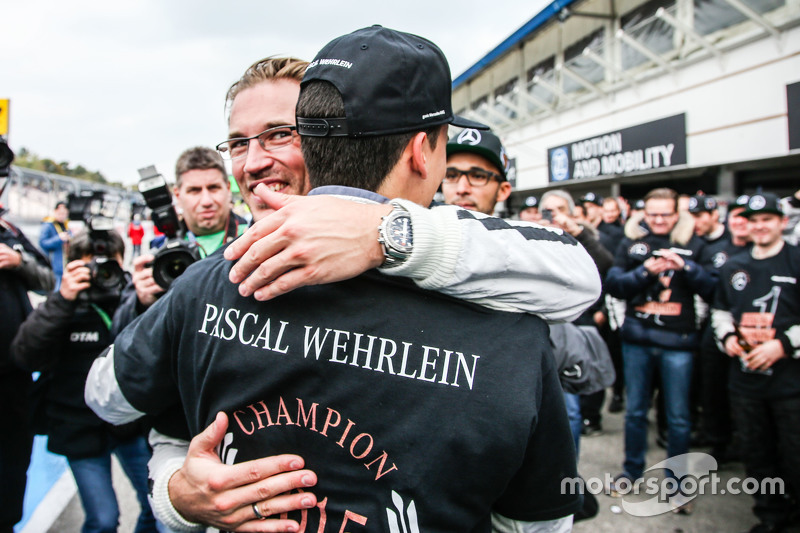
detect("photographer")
[113,147,246,334]
[2,139,56,533]
[10,230,158,533]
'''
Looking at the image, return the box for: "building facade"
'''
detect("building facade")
[452,0,800,213]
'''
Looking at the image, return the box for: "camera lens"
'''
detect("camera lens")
[152,241,200,289]
[90,258,125,290]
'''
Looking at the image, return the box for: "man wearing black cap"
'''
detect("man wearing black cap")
[691,194,751,462]
[89,27,583,532]
[519,196,540,222]
[711,192,800,533]
[580,193,603,229]
[441,128,512,215]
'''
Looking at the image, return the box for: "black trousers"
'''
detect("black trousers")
[730,393,800,526]
[699,345,733,446]
[0,370,33,533]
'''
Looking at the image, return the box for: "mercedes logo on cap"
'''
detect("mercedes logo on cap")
[457,129,482,145]
[749,195,766,210]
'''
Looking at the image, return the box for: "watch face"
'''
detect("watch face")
[388,214,413,251]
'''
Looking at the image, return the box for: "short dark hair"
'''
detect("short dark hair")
[296,81,441,191]
[175,147,227,189]
[68,230,125,262]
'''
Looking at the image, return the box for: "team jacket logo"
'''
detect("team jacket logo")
[730,270,749,291]
[712,252,728,269]
[629,242,650,257]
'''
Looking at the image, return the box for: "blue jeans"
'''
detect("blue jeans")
[563,392,582,457]
[68,436,158,533]
[622,342,693,479]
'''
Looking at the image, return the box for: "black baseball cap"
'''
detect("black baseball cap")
[732,194,750,209]
[523,196,538,208]
[446,128,510,180]
[580,192,603,206]
[738,192,784,218]
[688,194,718,213]
[297,25,487,138]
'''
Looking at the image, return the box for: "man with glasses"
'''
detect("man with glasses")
[91,55,600,532]
[441,128,511,216]
[89,28,587,533]
[605,188,715,511]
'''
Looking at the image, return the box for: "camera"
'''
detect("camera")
[541,208,554,222]
[62,193,128,304]
[137,166,200,289]
[65,192,127,303]
[83,216,127,302]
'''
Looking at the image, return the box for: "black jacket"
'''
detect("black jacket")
[1,217,54,374]
[605,214,715,350]
[11,282,144,458]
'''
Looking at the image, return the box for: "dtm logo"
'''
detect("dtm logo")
[70,331,100,342]
[550,147,569,181]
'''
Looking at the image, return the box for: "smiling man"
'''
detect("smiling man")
[217,68,310,220]
[441,128,511,215]
[88,28,592,531]
[605,187,715,508]
[711,192,800,533]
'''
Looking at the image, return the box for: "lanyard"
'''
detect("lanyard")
[90,304,113,331]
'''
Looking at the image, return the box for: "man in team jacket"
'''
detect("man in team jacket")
[605,187,715,504]
[88,26,582,533]
[711,192,800,533]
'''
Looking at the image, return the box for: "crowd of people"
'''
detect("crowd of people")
[0,24,798,533]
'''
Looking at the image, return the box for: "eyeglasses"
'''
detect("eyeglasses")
[216,125,297,160]
[644,212,677,219]
[443,167,502,187]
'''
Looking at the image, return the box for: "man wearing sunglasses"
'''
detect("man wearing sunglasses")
[441,129,512,216]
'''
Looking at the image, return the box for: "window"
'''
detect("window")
[563,29,606,94]
[526,56,557,109]
[694,0,784,35]
[621,0,676,70]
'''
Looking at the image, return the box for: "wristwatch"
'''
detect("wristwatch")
[378,201,413,268]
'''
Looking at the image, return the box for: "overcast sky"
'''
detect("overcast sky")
[5,0,549,186]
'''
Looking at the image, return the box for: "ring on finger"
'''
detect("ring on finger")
[252,502,267,520]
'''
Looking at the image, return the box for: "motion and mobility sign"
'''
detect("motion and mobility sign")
[547,114,687,182]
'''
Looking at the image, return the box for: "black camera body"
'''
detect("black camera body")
[81,216,127,304]
[137,166,200,290]
[541,208,554,222]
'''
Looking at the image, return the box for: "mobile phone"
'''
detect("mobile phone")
[541,208,554,222]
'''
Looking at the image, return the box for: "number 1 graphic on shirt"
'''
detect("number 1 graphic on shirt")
[752,286,781,316]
